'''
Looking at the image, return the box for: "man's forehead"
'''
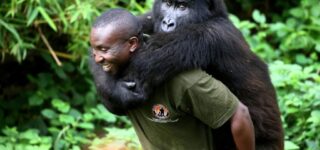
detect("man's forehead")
[91,25,126,38]
[91,25,113,36]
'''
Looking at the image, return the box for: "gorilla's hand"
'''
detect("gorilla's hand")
[123,81,136,89]
[109,79,148,109]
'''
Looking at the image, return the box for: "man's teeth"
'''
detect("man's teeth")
[102,64,111,72]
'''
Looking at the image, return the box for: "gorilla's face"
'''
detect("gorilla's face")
[153,0,212,33]
[159,0,190,32]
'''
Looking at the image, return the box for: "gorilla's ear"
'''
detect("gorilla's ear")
[206,0,228,18]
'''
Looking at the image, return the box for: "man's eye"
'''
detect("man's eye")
[101,47,107,51]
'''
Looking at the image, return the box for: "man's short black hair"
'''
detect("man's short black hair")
[93,8,142,40]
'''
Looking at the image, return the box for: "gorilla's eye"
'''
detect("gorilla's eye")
[178,3,187,10]
[166,0,172,6]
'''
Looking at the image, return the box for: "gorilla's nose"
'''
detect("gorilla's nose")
[161,18,176,32]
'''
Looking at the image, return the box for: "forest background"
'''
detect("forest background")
[0,0,319,150]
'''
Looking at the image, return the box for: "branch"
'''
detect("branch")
[39,49,76,60]
[37,26,62,66]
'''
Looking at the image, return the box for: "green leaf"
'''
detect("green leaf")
[83,113,94,122]
[27,8,39,26]
[59,114,76,124]
[70,11,80,23]
[285,141,300,150]
[315,44,320,52]
[41,109,58,119]
[55,68,67,79]
[77,122,94,130]
[290,8,304,18]
[311,5,320,17]
[69,108,82,119]
[2,127,18,137]
[28,95,44,106]
[229,14,240,28]
[53,0,68,27]
[52,99,70,113]
[97,104,117,123]
[252,10,266,24]
[0,19,23,44]
[91,104,117,123]
[307,110,320,124]
[270,22,287,37]
[295,54,308,65]
[19,129,40,142]
[71,146,81,150]
[37,6,57,31]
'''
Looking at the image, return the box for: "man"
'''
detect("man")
[89,8,255,150]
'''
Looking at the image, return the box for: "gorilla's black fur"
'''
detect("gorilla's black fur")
[89,0,284,149]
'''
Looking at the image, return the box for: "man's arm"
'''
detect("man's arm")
[231,102,255,150]
[175,70,255,149]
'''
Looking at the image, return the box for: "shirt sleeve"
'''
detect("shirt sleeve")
[180,72,239,129]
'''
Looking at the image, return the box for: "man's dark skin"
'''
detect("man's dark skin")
[90,16,255,150]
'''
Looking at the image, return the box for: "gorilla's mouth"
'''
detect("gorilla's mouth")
[161,24,176,32]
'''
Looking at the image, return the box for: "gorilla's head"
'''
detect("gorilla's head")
[153,0,227,32]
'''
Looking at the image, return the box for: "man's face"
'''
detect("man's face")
[90,25,133,75]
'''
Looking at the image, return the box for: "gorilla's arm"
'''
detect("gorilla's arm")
[127,18,249,89]
[137,11,154,34]
[88,49,146,115]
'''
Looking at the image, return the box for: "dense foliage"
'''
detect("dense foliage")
[0,0,319,149]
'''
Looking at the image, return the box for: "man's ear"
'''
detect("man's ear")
[128,36,139,52]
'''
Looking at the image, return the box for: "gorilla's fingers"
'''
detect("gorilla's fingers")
[124,81,136,89]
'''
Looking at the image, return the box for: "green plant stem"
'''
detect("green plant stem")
[54,125,70,150]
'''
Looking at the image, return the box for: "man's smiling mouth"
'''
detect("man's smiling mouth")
[102,64,112,72]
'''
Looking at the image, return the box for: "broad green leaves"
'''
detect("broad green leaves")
[0,127,52,150]
[0,0,153,62]
[270,61,320,150]
[0,0,150,149]
[231,1,320,148]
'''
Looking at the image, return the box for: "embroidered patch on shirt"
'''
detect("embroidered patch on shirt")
[153,104,169,119]
[148,104,179,123]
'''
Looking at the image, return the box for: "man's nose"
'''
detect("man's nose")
[93,52,103,63]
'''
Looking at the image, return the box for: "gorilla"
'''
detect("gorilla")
[89,0,284,149]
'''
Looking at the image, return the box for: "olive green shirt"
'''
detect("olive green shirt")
[128,69,239,150]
